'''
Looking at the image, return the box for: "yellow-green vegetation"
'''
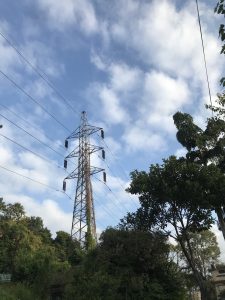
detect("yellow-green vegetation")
[0,199,188,299]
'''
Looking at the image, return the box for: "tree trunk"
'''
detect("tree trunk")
[199,281,209,300]
[215,207,225,240]
[178,238,213,300]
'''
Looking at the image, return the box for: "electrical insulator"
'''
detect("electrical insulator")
[64,159,67,169]
[101,129,104,139]
[103,171,106,183]
[65,140,68,148]
[63,180,66,192]
[102,149,105,160]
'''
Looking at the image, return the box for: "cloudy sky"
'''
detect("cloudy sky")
[0,0,224,259]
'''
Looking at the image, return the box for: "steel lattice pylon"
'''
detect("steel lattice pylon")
[63,111,104,250]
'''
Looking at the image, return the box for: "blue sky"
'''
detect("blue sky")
[0,0,224,258]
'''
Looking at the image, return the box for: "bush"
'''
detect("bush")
[0,283,38,300]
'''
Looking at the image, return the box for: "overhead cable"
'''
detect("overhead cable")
[0,30,80,117]
[0,133,67,173]
[93,175,130,214]
[97,153,138,208]
[0,69,71,132]
[195,0,213,111]
[0,103,66,151]
[0,112,64,157]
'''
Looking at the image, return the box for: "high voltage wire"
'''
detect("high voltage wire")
[93,176,127,216]
[0,164,58,192]
[92,192,119,224]
[0,28,136,226]
[0,30,80,117]
[0,29,134,201]
[96,135,138,208]
[0,111,77,168]
[0,69,71,132]
[97,153,138,208]
[0,103,66,151]
[0,164,122,230]
[0,112,65,158]
[98,133,130,181]
[93,175,131,215]
[0,133,68,173]
[0,108,125,221]
[195,0,213,113]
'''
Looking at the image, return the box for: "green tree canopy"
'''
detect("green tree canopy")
[121,157,223,300]
[65,228,186,300]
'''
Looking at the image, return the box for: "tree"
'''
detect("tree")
[0,199,74,299]
[65,228,186,300]
[122,157,224,300]
[0,199,25,221]
[215,0,225,86]
[173,110,225,239]
[172,231,219,300]
[25,216,52,243]
[54,231,83,265]
[172,230,220,280]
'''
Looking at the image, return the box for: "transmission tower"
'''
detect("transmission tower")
[63,111,106,250]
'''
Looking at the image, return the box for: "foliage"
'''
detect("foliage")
[215,0,225,85]
[65,228,187,300]
[121,156,223,299]
[0,283,38,300]
[172,230,220,279]
[1,200,186,299]
[173,108,225,239]
[0,199,82,299]
[54,230,83,265]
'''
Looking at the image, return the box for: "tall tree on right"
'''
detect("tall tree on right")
[172,0,225,238]
[173,106,225,239]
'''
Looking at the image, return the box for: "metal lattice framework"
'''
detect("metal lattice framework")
[63,111,104,250]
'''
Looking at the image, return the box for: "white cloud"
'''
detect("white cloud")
[98,86,129,124]
[37,0,98,34]
[142,71,190,133]
[5,195,71,236]
[123,124,166,152]
[109,63,141,93]
[107,0,222,88]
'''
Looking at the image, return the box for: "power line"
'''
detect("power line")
[0,163,60,192]
[195,0,213,112]
[0,30,80,117]
[93,176,127,216]
[97,153,138,208]
[97,135,138,206]
[0,111,77,168]
[0,133,67,173]
[0,163,113,230]
[0,163,74,202]
[0,112,65,158]
[0,103,66,151]
[0,69,71,132]
[93,192,120,224]
[93,175,130,215]
[98,134,130,181]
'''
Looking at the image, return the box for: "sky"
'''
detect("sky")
[0,0,224,260]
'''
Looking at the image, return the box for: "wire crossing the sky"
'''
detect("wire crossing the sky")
[0,133,68,173]
[195,0,213,111]
[0,30,80,117]
[97,153,138,208]
[0,163,122,228]
[0,69,71,132]
[0,164,61,192]
[0,112,65,158]
[0,103,66,151]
